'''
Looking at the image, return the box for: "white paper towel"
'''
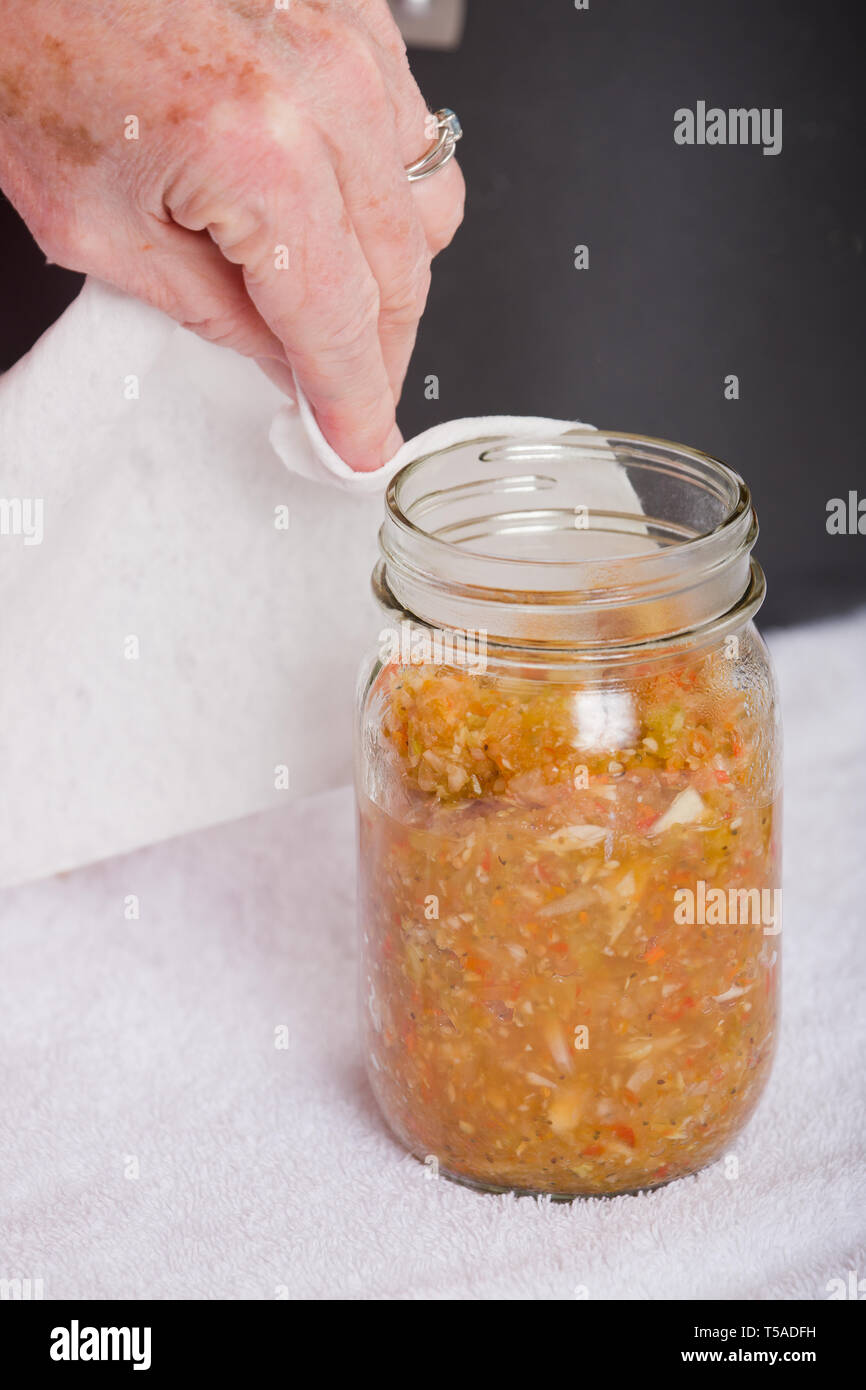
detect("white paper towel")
[273,388,593,492]
[0,278,596,888]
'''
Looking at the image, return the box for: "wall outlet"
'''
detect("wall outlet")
[388,0,466,51]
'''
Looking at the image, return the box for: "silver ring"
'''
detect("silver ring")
[406,108,463,183]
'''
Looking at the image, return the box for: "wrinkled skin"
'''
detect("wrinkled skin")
[0,0,464,468]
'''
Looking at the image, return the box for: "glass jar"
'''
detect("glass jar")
[355,429,781,1198]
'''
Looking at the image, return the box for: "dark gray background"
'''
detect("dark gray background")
[1,0,863,627]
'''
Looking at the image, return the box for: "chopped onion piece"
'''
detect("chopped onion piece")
[648,787,707,836]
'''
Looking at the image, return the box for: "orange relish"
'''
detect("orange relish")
[358,645,780,1197]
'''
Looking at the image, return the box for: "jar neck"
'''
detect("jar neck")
[376,429,764,663]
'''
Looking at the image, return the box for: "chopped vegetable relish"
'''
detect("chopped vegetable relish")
[359,639,780,1196]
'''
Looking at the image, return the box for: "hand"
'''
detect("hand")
[0,0,464,469]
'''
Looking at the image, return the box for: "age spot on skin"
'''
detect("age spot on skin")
[38,110,101,166]
[0,66,31,119]
[194,55,268,101]
[42,34,72,74]
[225,0,267,22]
[235,59,268,98]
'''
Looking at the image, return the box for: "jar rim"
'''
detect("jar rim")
[385,429,751,570]
[378,428,762,651]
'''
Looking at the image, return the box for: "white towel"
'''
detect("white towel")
[0,278,593,888]
[0,606,862,1299]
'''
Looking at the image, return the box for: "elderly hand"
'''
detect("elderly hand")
[0,0,464,469]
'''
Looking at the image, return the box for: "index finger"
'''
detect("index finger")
[207,142,403,471]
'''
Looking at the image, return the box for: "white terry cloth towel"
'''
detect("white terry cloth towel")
[0,277,629,889]
[0,607,862,1300]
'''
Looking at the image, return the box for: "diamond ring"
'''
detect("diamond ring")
[406,109,463,183]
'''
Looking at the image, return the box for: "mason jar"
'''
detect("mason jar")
[355,429,781,1198]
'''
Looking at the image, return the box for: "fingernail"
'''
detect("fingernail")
[319,421,405,473]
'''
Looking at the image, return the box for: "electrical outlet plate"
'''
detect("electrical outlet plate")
[387,0,466,51]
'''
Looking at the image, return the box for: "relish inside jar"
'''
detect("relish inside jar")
[356,431,781,1197]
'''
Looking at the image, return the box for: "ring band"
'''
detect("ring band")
[406,108,463,183]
